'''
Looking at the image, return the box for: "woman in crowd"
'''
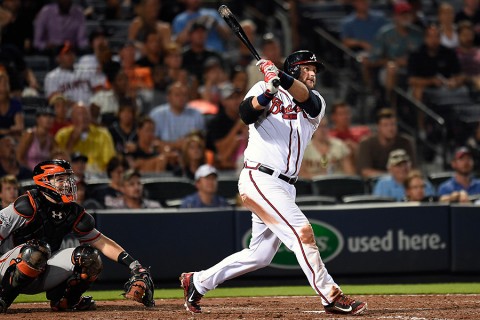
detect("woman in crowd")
[16,108,56,171]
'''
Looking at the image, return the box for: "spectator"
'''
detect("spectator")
[230,66,248,95]
[181,20,224,85]
[0,0,34,53]
[455,0,480,37]
[198,57,228,106]
[75,28,110,93]
[106,168,162,209]
[206,82,246,171]
[128,0,172,55]
[55,103,116,174]
[180,164,229,208]
[438,146,480,197]
[152,42,198,104]
[44,42,93,105]
[340,0,388,54]
[16,107,56,171]
[357,108,416,178]
[91,155,129,208]
[466,121,480,174]
[172,0,229,53]
[149,81,205,152]
[33,0,88,54]
[0,135,32,180]
[108,99,138,155]
[70,152,88,182]
[366,1,423,103]
[404,170,439,202]
[329,101,372,161]
[75,179,87,206]
[176,133,213,180]
[0,67,23,137]
[300,118,355,179]
[0,174,19,209]
[373,149,434,201]
[127,116,170,173]
[408,25,466,135]
[49,93,72,136]
[456,21,480,90]
[247,33,285,89]
[135,30,163,71]
[408,25,465,103]
[119,41,153,94]
[438,3,459,49]
[90,61,131,126]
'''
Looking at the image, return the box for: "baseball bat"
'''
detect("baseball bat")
[218,5,280,88]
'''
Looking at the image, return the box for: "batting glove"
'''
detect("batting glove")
[257,59,279,94]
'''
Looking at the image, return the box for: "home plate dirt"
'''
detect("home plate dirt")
[3,294,480,319]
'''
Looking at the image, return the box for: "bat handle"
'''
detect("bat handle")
[273,78,280,88]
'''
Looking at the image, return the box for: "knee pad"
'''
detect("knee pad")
[16,239,52,277]
[71,245,103,281]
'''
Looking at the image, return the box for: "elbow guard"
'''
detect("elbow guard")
[239,96,264,124]
[294,91,322,118]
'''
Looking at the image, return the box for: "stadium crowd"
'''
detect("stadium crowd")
[0,0,478,208]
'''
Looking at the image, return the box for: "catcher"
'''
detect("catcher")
[0,159,154,312]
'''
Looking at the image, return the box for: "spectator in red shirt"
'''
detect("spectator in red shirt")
[329,101,371,162]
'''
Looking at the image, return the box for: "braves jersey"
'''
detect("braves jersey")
[243,82,326,177]
[0,189,101,255]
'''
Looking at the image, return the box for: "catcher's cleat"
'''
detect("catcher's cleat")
[324,294,367,315]
[50,296,97,312]
[180,272,203,313]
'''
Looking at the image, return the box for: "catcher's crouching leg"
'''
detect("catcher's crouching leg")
[47,245,103,311]
[0,240,51,313]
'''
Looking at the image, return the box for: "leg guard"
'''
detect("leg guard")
[0,240,51,312]
[47,245,102,311]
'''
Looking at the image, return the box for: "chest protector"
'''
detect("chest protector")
[12,189,88,252]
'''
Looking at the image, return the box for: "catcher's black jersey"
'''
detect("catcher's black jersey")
[0,189,101,254]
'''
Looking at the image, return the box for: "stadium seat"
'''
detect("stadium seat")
[295,195,337,206]
[311,175,366,201]
[295,178,314,196]
[428,172,454,190]
[143,177,196,204]
[341,195,397,204]
[217,176,239,200]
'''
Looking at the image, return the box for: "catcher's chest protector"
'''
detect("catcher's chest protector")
[12,190,84,252]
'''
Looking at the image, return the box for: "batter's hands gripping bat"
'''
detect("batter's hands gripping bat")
[218,5,280,88]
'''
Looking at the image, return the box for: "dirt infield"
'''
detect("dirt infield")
[4,294,480,319]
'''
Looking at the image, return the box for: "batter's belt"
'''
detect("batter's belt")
[244,162,298,185]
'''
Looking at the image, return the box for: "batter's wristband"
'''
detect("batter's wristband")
[118,251,139,270]
[257,92,274,106]
[279,71,294,90]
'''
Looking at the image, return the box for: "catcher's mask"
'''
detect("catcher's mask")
[33,159,77,203]
[283,50,324,79]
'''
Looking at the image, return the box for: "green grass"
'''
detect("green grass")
[15,283,480,304]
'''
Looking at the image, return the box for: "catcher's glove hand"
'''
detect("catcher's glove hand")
[123,265,155,307]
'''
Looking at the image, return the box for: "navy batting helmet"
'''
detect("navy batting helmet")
[283,50,323,79]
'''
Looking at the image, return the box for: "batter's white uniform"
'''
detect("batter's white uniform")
[193,81,340,306]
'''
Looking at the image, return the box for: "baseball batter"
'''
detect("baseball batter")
[0,159,154,312]
[180,50,367,316]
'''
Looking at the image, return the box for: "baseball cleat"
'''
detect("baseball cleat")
[50,296,97,312]
[0,299,7,313]
[324,294,367,315]
[179,272,203,313]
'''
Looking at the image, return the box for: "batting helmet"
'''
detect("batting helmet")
[283,50,324,79]
[33,159,77,203]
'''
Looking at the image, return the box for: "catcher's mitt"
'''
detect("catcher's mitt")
[123,265,155,307]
